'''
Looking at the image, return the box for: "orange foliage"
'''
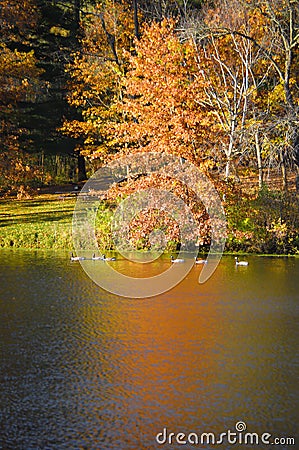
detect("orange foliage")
[0,0,43,193]
[63,15,226,246]
[115,19,217,164]
[0,0,39,42]
[0,45,43,106]
[61,0,136,160]
[0,120,40,194]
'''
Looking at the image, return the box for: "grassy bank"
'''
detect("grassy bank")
[0,194,75,249]
[0,188,298,254]
[0,193,116,251]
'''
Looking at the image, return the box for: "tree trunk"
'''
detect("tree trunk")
[225,158,230,180]
[254,131,263,189]
[78,153,86,181]
[293,132,299,170]
[100,15,120,66]
[225,119,236,180]
[74,0,80,31]
[41,150,44,183]
[279,149,288,191]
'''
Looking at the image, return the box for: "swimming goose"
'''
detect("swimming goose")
[70,252,85,261]
[194,257,207,264]
[235,257,248,266]
[171,256,185,263]
[102,255,116,261]
[92,253,103,260]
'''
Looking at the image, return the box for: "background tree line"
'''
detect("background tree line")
[0,0,203,192]
[0,0,88,193]
[62,0,299,189]
[1,0,298,193]
[0,0,298,253]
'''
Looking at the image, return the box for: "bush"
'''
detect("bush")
[225,187,299,254]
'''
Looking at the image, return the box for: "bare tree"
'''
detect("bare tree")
[181,0,299,187]
[186,0,269,180]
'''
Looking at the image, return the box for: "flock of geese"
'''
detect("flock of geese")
[171,256,248,266]
[71,253,248,266]
[70,253,116,261]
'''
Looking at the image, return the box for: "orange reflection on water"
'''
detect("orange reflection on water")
[79,266,223,447]
[77,257,298,448]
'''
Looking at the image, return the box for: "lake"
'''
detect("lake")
[0,250,298,449]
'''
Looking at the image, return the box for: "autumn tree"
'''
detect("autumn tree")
[61,0,137,164]
[62,1,207,164]
[116,19,216,165]
[0,0,44,193]
[23,0,92,182]
[188,0,299,187]
[64,14,223,250]
[255,0,299,189]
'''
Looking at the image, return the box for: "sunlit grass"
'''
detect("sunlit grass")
[0,194,75,249]
[1,188,298,254]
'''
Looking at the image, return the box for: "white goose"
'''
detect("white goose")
[194,257,207,265]
[102,255,116,261]
[235,256,248,266]
[92,253,103,260]
[70,252,85,261]
[171,255,185,263]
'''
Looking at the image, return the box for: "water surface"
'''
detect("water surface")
[0,250,298,449]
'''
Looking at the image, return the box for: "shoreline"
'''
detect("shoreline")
[0,247,298,258]
[1,192,298,256]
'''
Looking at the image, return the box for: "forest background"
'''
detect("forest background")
[0,0,299,254]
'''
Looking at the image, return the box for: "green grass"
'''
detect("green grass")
[0,195,76,249]
[1,189,298,254]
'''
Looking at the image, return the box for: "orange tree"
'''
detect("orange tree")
[61,0,137,165]
[0,0,43,193]
[64,16,226,250]
[116,19,217,165]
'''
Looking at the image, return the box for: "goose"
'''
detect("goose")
[102,255,116,261]
[171,255,185,263]
[70,252,85,261]
[235,257,248,266]
[92,253,103,260]
[194,257,207,264]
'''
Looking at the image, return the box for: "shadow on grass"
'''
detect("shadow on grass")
[0,209,75,227]
[0,196,76,227]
